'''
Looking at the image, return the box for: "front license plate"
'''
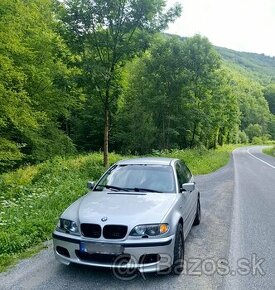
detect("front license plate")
[80,242,123,255]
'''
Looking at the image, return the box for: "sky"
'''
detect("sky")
[166,0,275,56]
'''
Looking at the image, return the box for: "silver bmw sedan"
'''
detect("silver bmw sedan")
[52,157,201,275]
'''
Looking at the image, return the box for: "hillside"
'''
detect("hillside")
[216,46,275,83]
[173,33,275,83]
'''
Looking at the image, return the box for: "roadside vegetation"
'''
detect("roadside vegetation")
[263,146,275,157]
[0,0,274,173]
[0,145,238,272]
[0,153,122,272]
[154,145,239,175]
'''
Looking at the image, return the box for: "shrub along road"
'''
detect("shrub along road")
[0,146,274,289]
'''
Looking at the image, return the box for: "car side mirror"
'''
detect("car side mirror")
[87,181,95,190]
[181,182,195,192]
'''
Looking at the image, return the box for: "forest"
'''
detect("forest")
[1,0,275,171]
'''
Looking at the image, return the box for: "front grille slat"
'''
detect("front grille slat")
[81,223,101,238]
[103,225,128,239]
[80,223,128,239]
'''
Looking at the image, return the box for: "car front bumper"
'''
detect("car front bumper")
[52,231,175,273]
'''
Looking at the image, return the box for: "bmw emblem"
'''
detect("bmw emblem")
[101,216,108,222]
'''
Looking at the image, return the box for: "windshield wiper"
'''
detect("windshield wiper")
[108,192,147,196]
[104,185,130,192]
[99,185,162,193]
[131,187,163,193]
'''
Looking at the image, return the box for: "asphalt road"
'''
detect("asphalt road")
[0,146,274,290]
[225,146,275,289]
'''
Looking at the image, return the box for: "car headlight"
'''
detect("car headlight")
[56,218,79,235]
[130,224,169,236]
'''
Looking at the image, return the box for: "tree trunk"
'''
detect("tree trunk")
[213,128,219,149]
[103,107,109,168]
[190,121,197,148]
[162,117,165,149]
[218,128,224,146]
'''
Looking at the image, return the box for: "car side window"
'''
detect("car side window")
[176,163,188,191]
[181,163,192,181]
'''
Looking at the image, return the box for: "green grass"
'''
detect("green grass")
[154,144,240,175]
[263,146,275,157]
[0,145,239,272]
[0,152,124,272]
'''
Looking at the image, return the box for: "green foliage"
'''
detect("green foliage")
[251,135,271,145]
[155,145,239,175]
[263,146,275,157]
[223,67,271,131]
[245,124,263,142]
[0,0,80,172]
[264,83,275,114]
[0,139,23,171]
[217,46,275,82]
[59,0,181,166]
[237,131,249,144]
[0,152,123,260]
[268,115,275,140]
[251,137,263,145]
[114,35,241,152]
[0,0,274,172]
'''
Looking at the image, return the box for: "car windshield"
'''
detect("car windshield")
[94,164,176,193]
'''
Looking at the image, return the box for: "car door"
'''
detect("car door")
[181,162,198,221]
[175,162,194,238]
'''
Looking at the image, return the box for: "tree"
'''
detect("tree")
[126,36,187,150]
[60,0,181,166]
[245,124,263,142]
[179,35,223,147]
[237,131,249,144]
[0,0,79,172]
[114,35,241,152]
[264,83,275,114]
[225,66,271,135]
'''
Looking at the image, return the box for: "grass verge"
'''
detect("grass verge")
[263,146,275,157]
[0,145,240,272]
[156,144,240,175]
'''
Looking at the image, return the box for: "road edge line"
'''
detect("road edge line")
[247,148,275,169]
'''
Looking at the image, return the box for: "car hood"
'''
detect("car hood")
[74,191,177,226]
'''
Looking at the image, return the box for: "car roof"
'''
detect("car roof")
[116,157,178,166]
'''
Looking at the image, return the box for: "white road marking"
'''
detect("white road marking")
[247,148,275,169]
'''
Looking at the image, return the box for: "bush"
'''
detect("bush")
[237,131,249,144]
[0,138,24,173]
[0,152,124,257]
[251,134,271,145]
[263,146,275,157]
[251,136,263,144]
[245,124,263,142]
[156,145,237,175]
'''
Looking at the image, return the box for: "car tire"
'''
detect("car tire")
[193,198,201,226]
[171,223,184,275]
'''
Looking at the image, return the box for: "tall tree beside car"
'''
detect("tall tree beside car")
[58,0,182,167]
